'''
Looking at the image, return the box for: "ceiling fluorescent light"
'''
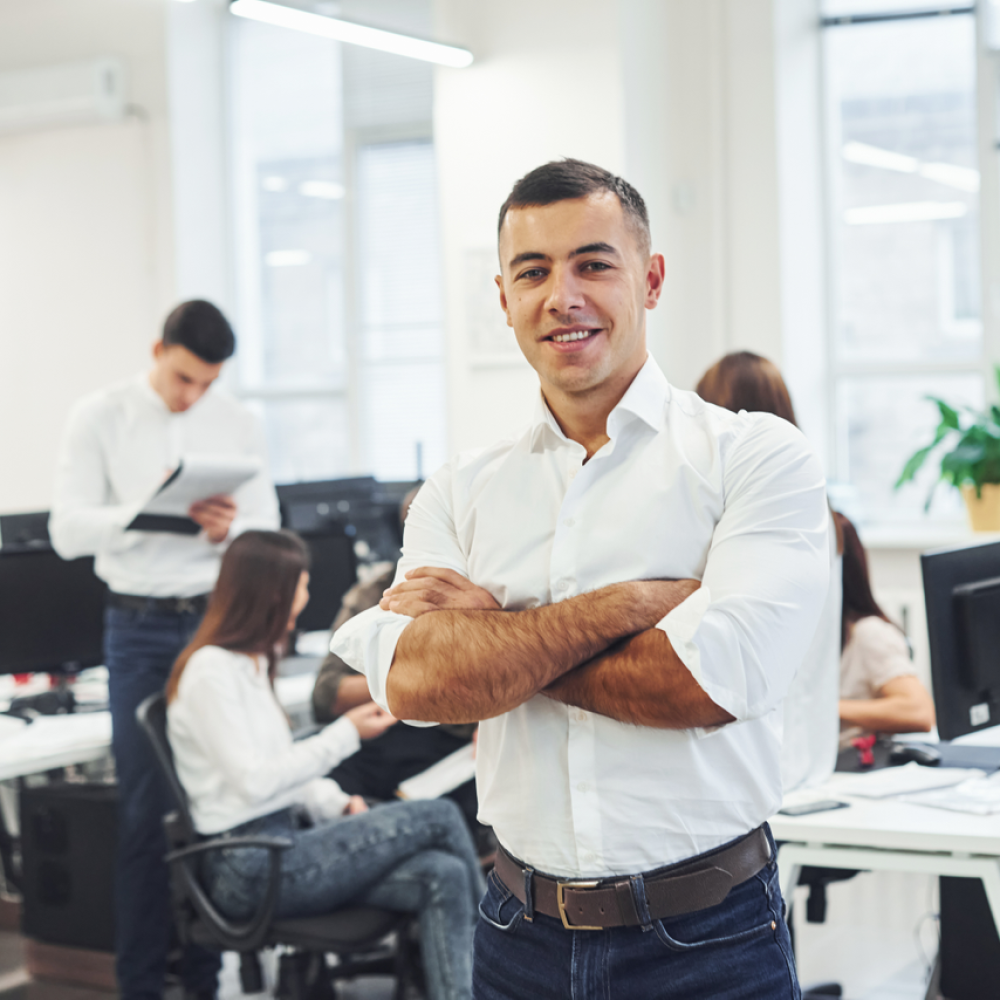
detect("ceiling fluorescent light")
[844,202,967,225]
[265,249,312,266]
[299,180,345,200]
[842,142,918,174]
[918,162,980,193]
[229,0,473,68]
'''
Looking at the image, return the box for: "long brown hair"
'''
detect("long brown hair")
[696,350,846,555]
[695,351,798,427]
[166,530,310,702]
[834,512,892,650]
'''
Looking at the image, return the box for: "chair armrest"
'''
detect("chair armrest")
[166,835,293,864]
[166,832,292,952]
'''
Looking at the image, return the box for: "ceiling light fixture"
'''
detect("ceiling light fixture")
[844,201,967,225]
[229,0,473,68]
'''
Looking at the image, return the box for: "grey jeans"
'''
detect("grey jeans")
[202,798,484,1000]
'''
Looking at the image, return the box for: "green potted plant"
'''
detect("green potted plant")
[895,366,1000,531]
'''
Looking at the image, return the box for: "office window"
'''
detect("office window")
[821,4,985,524]
[229,9,445,485]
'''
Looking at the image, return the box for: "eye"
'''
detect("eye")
[581,260,612,272]
[516,267,547,281]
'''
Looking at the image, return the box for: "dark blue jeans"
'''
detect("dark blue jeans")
[474,827,800,1000]
[105,604,221,1000]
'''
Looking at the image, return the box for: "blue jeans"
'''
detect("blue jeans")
[105,604,221,1000]
[202,799,485,1000]
[474,827,800,1000]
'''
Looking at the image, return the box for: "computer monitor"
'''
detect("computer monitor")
[0,548,107,674]
[277,477,419,564]
[922,539,1000,740]
[295,530,359,634]
[0,511,51,551]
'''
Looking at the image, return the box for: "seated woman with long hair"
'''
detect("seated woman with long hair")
[695,350,843,793]
[166,530,484,1000]
[835,513,936,741]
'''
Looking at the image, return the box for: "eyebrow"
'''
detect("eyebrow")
[507,242,621,271]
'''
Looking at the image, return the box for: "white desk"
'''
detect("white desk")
[772,773,1000,937]
[0,655,322,783]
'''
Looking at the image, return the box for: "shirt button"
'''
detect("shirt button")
[577,782,590,793]
[575,711,587,723]
[564,518,576,528]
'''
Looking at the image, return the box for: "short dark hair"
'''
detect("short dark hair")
[162,300,235,363]
[498,159,651,257]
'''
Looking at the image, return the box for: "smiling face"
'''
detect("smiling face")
[496,192,664,411]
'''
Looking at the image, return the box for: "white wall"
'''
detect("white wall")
[0,0,175,513]
[432,0,628,455]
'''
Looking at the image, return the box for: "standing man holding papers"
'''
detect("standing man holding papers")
[51,300,279,1000]
[333,160,831,999]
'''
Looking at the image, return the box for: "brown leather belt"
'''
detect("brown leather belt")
[108,592,210,616]
[494,825,771,930]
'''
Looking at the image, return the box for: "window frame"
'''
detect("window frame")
[818,2,1000,527]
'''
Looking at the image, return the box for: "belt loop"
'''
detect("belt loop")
[629,874,653,932]
[522,866,535,922]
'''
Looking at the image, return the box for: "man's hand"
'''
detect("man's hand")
[188,494,237,544]
[379,567,501,618]
[344,795,369,816]
[343,702,397,740]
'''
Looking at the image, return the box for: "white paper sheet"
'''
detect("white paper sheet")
[141,454,261,518]
[396,744,476,800]
[834,762,985,799]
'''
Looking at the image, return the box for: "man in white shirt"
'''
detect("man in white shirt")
[51,300,279,1000]
[333,160,830,998]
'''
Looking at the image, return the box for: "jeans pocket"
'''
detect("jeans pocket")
[478,869,526,934]
[652,868,777,953]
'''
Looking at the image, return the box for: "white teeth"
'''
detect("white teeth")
[552,330,594,343]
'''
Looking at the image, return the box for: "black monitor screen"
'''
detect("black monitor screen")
[0,511,50,551]
[277,477,418,565]
[922,540,1000,739]
[295,531,359,634]
[0,549,107,674]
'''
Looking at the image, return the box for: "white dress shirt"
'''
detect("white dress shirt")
[780,524,842,793]
[50,373,279,597]
[167,645,360,834]
[333,357,830,878]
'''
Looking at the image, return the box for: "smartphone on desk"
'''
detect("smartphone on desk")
[777,799,849,817]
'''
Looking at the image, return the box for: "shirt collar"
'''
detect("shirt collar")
[137,371,171,415]
[528,356,672,450]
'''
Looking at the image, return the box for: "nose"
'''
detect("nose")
[544,264,586,315]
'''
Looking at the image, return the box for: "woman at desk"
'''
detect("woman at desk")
[835,513,936,742]
[166,530,484,1000]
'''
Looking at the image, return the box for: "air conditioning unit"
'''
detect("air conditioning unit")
[0,58,127,135]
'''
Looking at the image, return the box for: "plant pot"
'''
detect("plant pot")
[961,483,1000,532]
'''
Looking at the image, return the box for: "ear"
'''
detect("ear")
[152,339,165,360]
[644,254,666,310]
[495,274,514,329]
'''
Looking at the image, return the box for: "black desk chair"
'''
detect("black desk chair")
[136,692,418,1000]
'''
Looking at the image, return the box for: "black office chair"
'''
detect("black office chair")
[136,692,419,1000]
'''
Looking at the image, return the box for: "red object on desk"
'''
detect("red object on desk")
[851,734,877,768]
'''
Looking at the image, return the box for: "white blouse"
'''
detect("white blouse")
[168,645,360,834]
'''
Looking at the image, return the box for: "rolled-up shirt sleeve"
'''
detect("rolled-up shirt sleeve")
[657,414,831,723]
[331,464,465,724]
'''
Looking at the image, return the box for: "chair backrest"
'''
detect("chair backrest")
[136,691,197,843]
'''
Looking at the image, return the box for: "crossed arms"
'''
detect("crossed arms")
[378,568,734,730]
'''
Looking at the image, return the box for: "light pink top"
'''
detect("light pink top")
[839,616,915,744]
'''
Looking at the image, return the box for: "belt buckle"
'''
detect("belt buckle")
[556,880,602,931]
